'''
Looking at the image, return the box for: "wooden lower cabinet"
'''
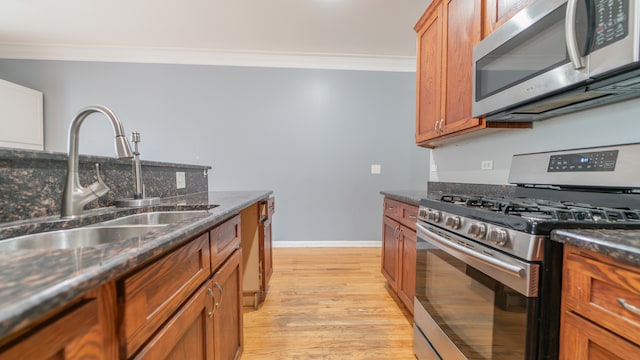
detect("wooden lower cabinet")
[133,281,214,360]
[260,216,273,299]
[135,249,243,360]
[560,245,640,359]
[397,227,416,313]
[0,300,99,360]
[382,216,400,290]
[240,197,275,308]
[0,211,251,360]
[381,197,417,314]
[212,249,243,360]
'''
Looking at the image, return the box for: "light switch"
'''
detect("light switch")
[371,164,381,174]
[176,172,186,189]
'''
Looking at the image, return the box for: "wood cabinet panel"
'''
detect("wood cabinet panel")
[211,215,241,272]
[212,249,243,360]
[260,217,273,300]
[560,310,640,360]
[132,280,214,360]
[414,0,530,148]
[484,0,535,37]
[382,215,400,290]
[381,197,418,314]
[415,1,443,143]
[442,0,482,133]
[561,245,640,359]
[0,300,98,360]
[563,249,640,345]
[120,233,211,358]
[398,225,416,314]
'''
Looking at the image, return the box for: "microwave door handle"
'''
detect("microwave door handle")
[566,0,585,69]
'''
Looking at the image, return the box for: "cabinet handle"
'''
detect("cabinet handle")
[408,215,417,219]
[617,298,640,316]
[393,225,401,238]
[214,282,224,307]
[207,288,216,317]
[439,119,444,133]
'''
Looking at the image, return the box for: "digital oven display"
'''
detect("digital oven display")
[547,150,618,172]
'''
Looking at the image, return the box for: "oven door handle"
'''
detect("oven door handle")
[417,223,526,278]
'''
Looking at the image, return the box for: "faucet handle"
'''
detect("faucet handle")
[89,163,110,198]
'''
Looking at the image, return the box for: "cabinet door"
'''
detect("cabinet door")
[133,281,214,360]
[211,215,241,272]
[560,311,640,360]
[398,225,417,314]
[382,216,400,290]
[484,0,535,37]
[212,249,243,360]
[415,0,443,143]
[121,233,211,358]
[260,217,273,300]
[441,0,483,135]
[0,300,98,360]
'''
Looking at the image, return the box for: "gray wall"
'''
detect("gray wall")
[429,98,640,184]
[0,59,429,243]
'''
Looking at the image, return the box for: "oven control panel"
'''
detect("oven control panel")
[547,150,618,172]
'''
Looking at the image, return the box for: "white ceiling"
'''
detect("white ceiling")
[0,0,429,71]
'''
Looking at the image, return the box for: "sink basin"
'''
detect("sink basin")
[94,210,210,226]
[0,225,166,251]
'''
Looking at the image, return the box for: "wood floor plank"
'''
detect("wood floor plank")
[242,247,415,359]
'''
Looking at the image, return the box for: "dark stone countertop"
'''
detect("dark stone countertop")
[0,190,272,339]
[0,146,212,170]
[380,190,430,206]
[552,228,640,266]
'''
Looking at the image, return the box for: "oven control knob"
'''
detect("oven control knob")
[468,223,487,239]
[428,210,442,223]
[488,229,509,246]
[445,216,461,229]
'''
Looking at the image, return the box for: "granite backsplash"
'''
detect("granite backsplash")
[0,148,210,223]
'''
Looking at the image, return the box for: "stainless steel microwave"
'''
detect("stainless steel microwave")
[473,0,640,121]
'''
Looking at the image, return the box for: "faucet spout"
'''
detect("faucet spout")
[61,105,134,218]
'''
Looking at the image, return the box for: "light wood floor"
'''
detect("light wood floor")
[242,247,415,360]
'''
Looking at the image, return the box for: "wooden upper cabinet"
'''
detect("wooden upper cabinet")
[484,0,536,37]
[415,1,443,143]
[414,0,530,148]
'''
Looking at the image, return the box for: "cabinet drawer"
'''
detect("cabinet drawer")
[211,215,241,272]
[120,233,211,358]
[384,198,418,231]
[400,204,419,231]
[560,310,640,359]
[564,247,640,345]
[0,299,98,360]
[383,198,403,219]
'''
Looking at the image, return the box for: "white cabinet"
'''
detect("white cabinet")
[0,78,43,150]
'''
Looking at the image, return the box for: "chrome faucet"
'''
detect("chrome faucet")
[61,105,133,218]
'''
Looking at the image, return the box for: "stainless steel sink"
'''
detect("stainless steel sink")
[0,225,166,251]
[93,210,210,226]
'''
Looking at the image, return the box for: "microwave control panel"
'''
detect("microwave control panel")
[547,150,618,172]
[592,0,629,51]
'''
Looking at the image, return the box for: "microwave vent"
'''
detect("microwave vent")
[515,92,610,115]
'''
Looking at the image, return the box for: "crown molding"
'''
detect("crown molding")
[0,43,416,72]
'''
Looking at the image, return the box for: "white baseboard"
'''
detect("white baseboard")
[273,240,381,248]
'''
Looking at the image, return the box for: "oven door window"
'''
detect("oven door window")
[416,240,536,360]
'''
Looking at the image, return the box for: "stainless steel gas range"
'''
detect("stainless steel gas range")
[413,143,640,360]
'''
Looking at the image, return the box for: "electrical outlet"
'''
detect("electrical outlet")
[371,164,381,174]
[176,172,186,189]
[481,160,493,170]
